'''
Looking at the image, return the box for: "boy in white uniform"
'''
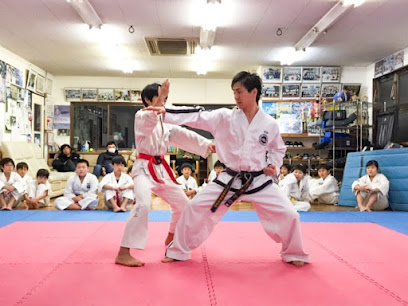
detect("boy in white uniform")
[0,158,25,210]
[176,163,198,199]
[280,164,311,212]
[352,160,389,211]
[115,81,214,267]
[54,159,99,210]
[16,162,32,209]
[147,71,309,266]
[309,164,339,204]
[99,156,134,212]
[25,169,52,209]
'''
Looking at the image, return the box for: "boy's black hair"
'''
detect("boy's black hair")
[112,155,127,166]
[37,169,50,178]
[231,71,262,103]
[17,162,29,170]
[141,83,161,107]
[0,157,15,171]
[292,163,307,174]
[366,160,379,169]
[180,163,193,171]
[76,159,89,167]
[214,160,226,169]
[281,163,291,172]
[106,141,116,147]
[317,164,330,171]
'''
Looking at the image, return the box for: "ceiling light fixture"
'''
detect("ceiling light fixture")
[200,28,216,49]
[68,0,102,29]
[294,0,365,51]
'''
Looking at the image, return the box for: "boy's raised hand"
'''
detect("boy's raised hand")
[158,79,170,98]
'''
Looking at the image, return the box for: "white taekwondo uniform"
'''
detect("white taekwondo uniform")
[352,173,389,210]
[98,172,134,209]
[280,173,311,212]
[0,172,25,207]
[309,174,339,204]
[164,106,310,263]
[120,110,211,250]
[54,173,99,210]
[19,174,33,194]
[176,175,198,199]
[27,180,52,207]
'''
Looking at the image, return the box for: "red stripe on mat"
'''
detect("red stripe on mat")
[0,222,407,306]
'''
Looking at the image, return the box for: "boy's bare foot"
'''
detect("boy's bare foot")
[290,261,305,267]
[164,232,174,246]
[161,256,177,263]
[115,253,145,267]
[113,206,121,212]
[120,206,127,212]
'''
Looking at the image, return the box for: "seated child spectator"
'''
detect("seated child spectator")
[176,163,198,199]
[16,162,32,199]
[352,160,389,212]
[54,159,99,210]
[25,169,52,209]
[280,164,311,211]
[93,141,121,177]
[175,148,199,175]
[98,156,134,212]
[278,164,291,183]
[52,144,80,172]
[309,164,339,204]
[207,160,226,183]
[0,158,25,210]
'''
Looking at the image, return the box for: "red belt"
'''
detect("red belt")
[138,153,179,184]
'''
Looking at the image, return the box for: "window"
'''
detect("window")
[71,102,142,150]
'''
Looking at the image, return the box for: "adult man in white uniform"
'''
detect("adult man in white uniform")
[115,81,214,267]
[147,71,309,266]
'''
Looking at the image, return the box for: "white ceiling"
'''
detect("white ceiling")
[0,0,407,79]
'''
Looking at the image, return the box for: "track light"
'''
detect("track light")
[68,0,102,29]
[200,28,216,49]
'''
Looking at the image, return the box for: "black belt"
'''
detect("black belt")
[210,168,272,213]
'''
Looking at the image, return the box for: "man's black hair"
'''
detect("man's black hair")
[231,71,262,103]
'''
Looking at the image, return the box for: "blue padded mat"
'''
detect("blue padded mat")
[1,211,407,235]
[339,148,408,210]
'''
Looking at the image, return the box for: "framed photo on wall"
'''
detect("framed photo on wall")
[301,84,321,98]
[98,88,114,101]
[115,89,130,102]
[26,70,37,92]
[283,67,302,83]
[282,84,300,99]
[321,67,341,82]
[321,83,341,98]
[262,84,280,98]
[302,67,321,82]
[82,88,98,101]
[34,133,41,147]
[130,89,141,102]
[36,75,45,94]
[261,66,282,82]
[45,78,53,95]
[65,88,81,101]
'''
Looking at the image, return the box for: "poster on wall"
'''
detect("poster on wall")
[321,67,341,82]
[261,66,282,82]
[374,50,404,78]
[34,103,42,132]
[34,133,41,146]
[98,88,114,101]
[262,84,280,98]
[54,105,70,129]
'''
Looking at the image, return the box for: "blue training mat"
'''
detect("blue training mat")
[338,148,408,211]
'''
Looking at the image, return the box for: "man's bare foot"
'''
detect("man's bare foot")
[161,256,177,263]
[164,232,174,246]
[115,253,145,267]
[290,261,305,267]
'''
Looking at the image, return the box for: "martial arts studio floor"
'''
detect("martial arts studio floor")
[1,199,407,305]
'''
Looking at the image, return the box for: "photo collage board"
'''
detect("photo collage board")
[0,59,32,139]
[262,101,319,135]
[260,66,348,100]
[64,88,142,102]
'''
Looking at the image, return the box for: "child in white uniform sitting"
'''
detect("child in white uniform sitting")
[176,163,198,199]
[0,158,25,210]
[16,162,32,209]
[54,159,99,210]
[25,169,52,209]
[309,164,339,204]
[99,156,134,212]
[280,164,311,211]
[352,160,389,212]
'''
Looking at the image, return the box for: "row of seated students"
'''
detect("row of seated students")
[278,160,390,212]
[0,156,134,212]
